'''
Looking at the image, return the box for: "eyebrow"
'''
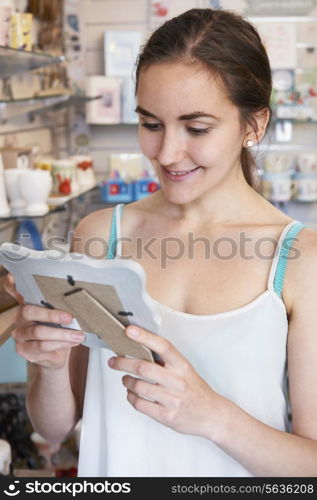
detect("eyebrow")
[135,106,220,122]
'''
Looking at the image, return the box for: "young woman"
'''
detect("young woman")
[5,9,317,477]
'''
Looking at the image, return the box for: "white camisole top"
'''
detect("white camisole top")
[78,204,305,477]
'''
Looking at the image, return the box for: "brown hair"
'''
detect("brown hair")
[135,8,272,187]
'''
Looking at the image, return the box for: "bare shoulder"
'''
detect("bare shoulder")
[286,226,317,439]
[282,224,317,317]
[73,207,114,240]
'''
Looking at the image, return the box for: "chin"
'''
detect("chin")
[161,187,201,205]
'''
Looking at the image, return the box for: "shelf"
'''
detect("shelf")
[0,184,99,222]
[0,46,65,79]
[47,183,99,206]
[271,116,317,124]
[0,94,101,122]
[256,144,317,151]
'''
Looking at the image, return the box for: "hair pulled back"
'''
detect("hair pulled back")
[135,8,272,187]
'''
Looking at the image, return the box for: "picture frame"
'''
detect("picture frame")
[85,75,122,124]
[0,244,161,362]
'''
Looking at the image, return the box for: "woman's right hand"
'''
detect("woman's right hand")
[4,273,85,370]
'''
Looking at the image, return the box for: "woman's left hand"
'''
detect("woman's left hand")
[108,325,225,439]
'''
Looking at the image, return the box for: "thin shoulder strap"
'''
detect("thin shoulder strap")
[106,204,124,260]
[268,220,306,297]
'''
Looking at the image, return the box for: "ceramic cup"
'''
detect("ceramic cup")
[71,155,96,188]
[52,159,79,195]
[294,172,317,202]
[4,168,27,215]
[297,153,317,174]
[262,171,295,202]
[18,169,52,216]
[264,152,290,174]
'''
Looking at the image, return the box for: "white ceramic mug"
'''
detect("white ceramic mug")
[18,169,52,216]
[52,159,78,194]
[71,155,96,188]
[297,153,317,174]
[294,173,317,202]
[262,172,295,202]
[264,152,290,174]
[3,168,27,215]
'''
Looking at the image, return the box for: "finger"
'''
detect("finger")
[127,389,164,423]
[16,340,81,358]
[15,348,66,367]
[108,356,185,392]
[17,304,73,325]
[12,323,85,344]
[122,375,178,407]
[126,326,187,368]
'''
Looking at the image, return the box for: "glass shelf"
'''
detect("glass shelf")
[0,45,64,79]
[257,144,317,151]
[0,184,99,222]
[271,116,317,124]
[0,94,101,122]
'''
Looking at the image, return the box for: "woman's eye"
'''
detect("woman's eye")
[141,123,162,131]
[187,127,210,136]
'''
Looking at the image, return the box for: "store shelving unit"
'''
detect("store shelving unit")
[0,45,65,78]
[0,45,101,123]
[0,183,99,222]
[0,94,101,123]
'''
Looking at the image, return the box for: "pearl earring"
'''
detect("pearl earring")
[246,140,254,148]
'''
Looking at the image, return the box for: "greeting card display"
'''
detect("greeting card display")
[104,30,142,77]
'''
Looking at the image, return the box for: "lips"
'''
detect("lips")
[162,165,202,181]
[165,166,200,175]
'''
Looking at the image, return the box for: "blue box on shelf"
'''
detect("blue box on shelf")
[133,171,160,200]
[101,170,134,203]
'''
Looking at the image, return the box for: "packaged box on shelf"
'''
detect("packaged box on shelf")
[133,178,160,200]
[101,169,160,203]
[101,171,134,203]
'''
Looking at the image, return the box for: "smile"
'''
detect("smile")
[163,166,202,180]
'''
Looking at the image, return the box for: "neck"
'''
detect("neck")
[155,168,266,226]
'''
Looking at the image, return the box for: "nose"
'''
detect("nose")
[156,129,186,167]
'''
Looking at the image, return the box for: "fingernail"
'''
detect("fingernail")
[126,326,140,338]
[60,313,72,324]
[108,357,115,367]
[71,332,85,342]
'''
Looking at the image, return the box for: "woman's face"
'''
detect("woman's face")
[136,62,248,205]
